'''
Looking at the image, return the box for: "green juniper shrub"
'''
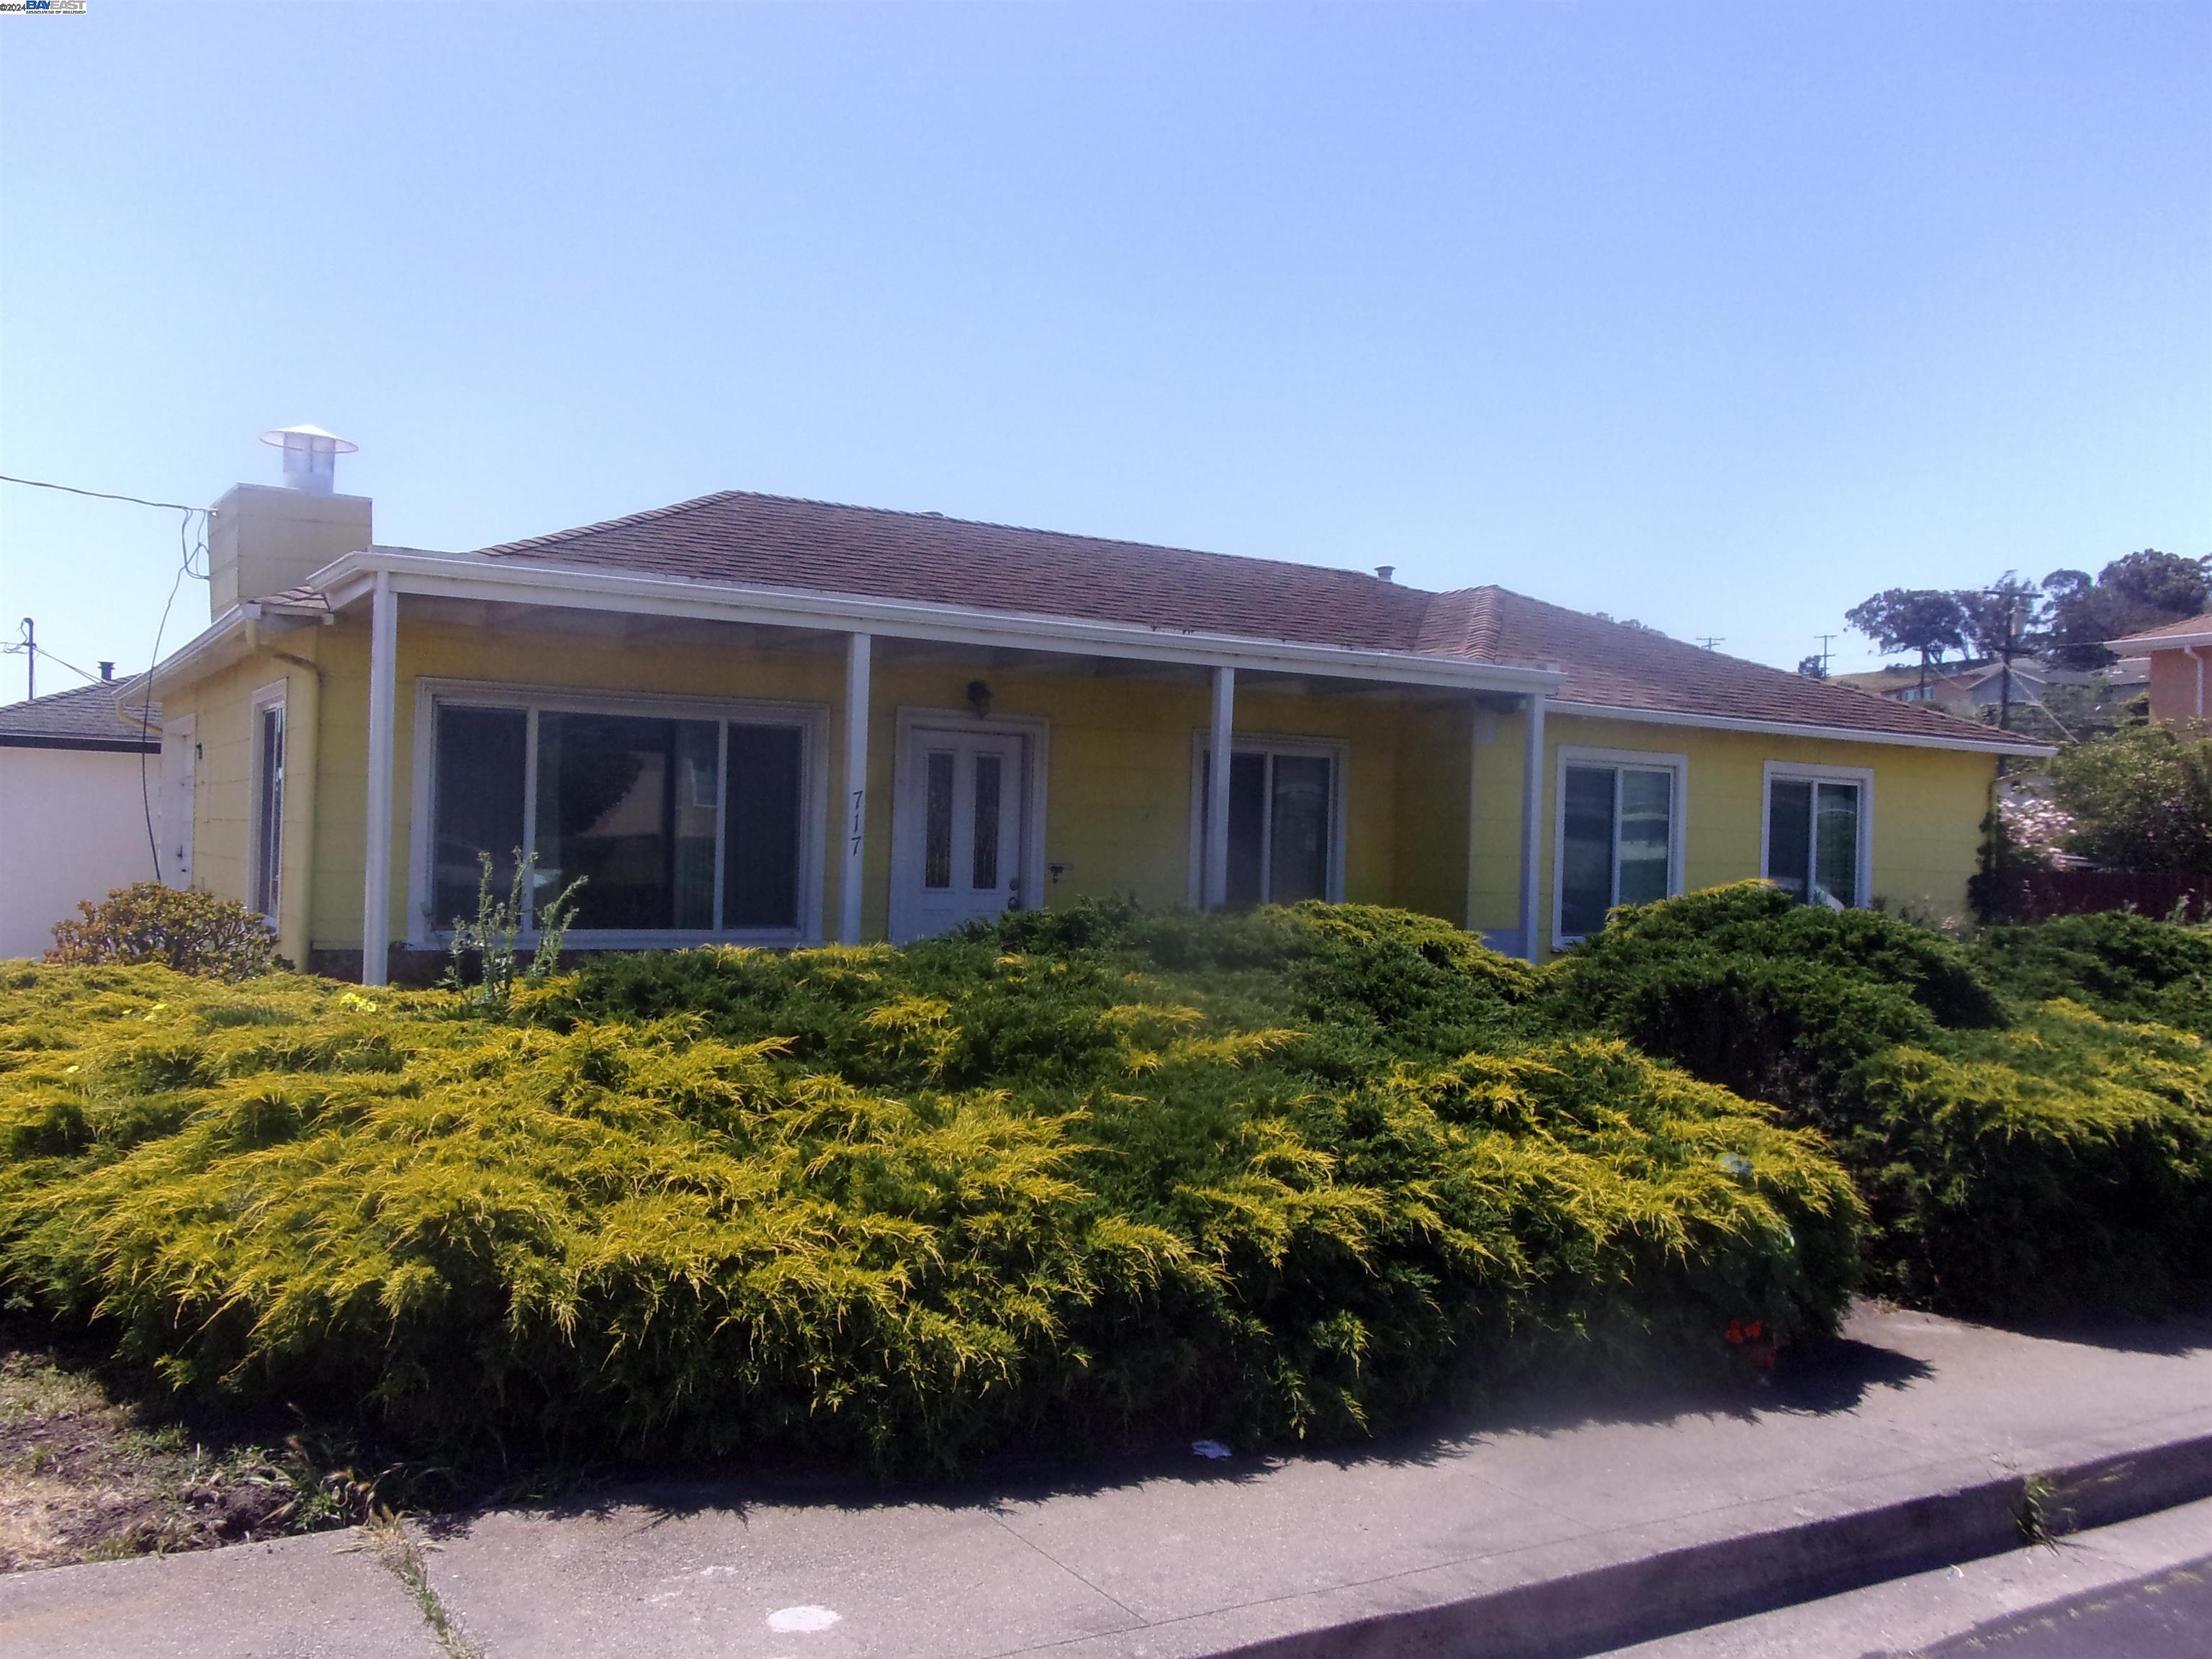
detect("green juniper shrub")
[1972,910,2212,1038]
[0,929,1858,1477]
[1548,884,2212,1317]
[1853,1006,2212,1315]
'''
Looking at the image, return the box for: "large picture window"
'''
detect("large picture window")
[1552,750,1685,942]
[418,687,823,942]
[1764,765,1870,909]
[1192,739,1344,907]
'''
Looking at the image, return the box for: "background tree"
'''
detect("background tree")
[1845,589,1969,691]
[2048,723,2212,873]
[2043,551,2212,669]
[1795,654,1828,680]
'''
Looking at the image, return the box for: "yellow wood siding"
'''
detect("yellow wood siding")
[167,608,1997,961]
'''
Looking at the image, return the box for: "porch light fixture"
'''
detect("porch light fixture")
[966,680,993,718]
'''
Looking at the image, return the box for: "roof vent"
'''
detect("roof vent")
[260,424,358,495]
[1375,565,1395,583]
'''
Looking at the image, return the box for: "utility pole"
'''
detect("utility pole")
[1695,636,1724,652]
[1815,633,1838,675]
[12,619,31,702]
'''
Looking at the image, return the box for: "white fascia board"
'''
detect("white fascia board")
[1547,699,2057,757]
[121,606,255,704]
[2113,630,2212,652]
[307,549,1566,696]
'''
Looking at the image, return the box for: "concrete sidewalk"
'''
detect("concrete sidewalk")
[6,1304,2211,1659]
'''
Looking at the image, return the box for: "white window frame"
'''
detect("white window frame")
[1760,760,1876,909]
[1184,732,1350,907]
[1550,746,1689,945]
[886,706,1052,945]
[248,681,287,921]
[407,677,830,950]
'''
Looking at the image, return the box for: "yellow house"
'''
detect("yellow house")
[130,469,2049,985]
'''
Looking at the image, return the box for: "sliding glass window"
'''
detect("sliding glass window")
[1197,744,1339,907]
[427,695,814,938]
[1766,773,1864,909]
[1556,757,1679,940]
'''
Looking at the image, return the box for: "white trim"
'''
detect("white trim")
[305,548,1564,696]
[1184,730,1349,907]
[248,679,288,921]
[1550,745,1689,946]
[1760,760,1876,909]
[888,706,1050,944]
[840,633,871,944]
[2113,629,2212,653]
[1519,693,1546,963]
[1203,667,1234,909]
[1547,698,2053,757]
[361,573,397,986]
[405,675,830,950]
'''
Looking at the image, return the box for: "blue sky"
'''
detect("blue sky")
[3,1,2207,698]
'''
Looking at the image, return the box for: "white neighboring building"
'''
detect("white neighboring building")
[0,681,162,959]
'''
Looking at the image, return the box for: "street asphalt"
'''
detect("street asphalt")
[1601,1493,2212,1658]
[2,1303,2209,1659]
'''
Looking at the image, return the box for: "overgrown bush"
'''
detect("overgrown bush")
[1973,910,2212,1038]
[1550,884,2212,1316]
[0,929,1856,1474]
[2047,722,2212,873]
[46,884,281,981]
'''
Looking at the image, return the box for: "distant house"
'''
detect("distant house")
[1829,658,2095,719]
[127,464,2049,986]
[0,680,161,958]
[2108,613,2212,725]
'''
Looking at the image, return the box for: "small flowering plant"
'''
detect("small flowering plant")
[1722,1316,1778,1373]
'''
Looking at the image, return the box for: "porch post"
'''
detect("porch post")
[361,571,397,986]
[1204,666,1235,909]
[839,631,871,944]
[1464,701,1483,934]
[1517,690,1546,963]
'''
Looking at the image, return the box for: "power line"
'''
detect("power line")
[0,472,200,513]
[0,470,207,878]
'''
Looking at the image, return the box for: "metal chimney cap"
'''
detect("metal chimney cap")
[259,424,359,454]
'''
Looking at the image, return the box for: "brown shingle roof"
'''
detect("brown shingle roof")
[0,681,158,751]
[476,489,2041,750]
[2110,611,2212,647]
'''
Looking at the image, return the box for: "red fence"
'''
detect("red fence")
[1987,868,2212,923]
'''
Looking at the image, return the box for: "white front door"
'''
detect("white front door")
[893,728,1027,941]
[160,716,195,889]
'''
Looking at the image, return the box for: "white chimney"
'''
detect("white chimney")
[261,424,358,495]
[208,426,372,619]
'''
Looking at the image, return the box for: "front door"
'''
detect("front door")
[894,728,1026,940]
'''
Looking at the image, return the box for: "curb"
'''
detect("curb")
[1223,1430,2212,1659]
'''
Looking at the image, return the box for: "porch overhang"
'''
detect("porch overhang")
[305,548,1569,697]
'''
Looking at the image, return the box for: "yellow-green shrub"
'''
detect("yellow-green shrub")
[0,950,1856,1472]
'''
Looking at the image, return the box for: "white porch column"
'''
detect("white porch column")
[360,571,398,986]
[1517,690,1546,963]
[1463,701,1484,934]
[839,631,871,944]
[1204,665,1235,909]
